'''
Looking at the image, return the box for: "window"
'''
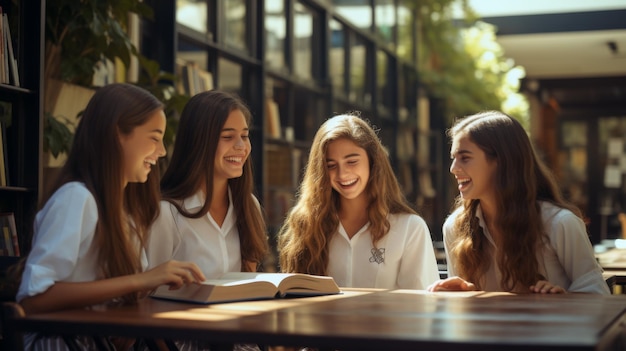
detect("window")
[293,2,314,79]
[329,19,346,96]
[375,0,396,48]
[223,0,248,52]
[265,0,286,70]
[349,34,369,105]
[333,0,372,30]
[176,0,208,34]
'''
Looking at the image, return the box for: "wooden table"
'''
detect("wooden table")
[4,289,626,351]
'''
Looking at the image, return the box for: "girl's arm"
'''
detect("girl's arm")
[548,209,610,294]
[397,215,440,289]
[20,260,205,314]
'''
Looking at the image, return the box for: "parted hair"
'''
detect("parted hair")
[160,90,268,271]
[44,83,165,304]
[278,113,417,275]
[447,110,582,292]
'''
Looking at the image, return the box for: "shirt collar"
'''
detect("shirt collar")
[475,204,496,247]
[182,187,233,210]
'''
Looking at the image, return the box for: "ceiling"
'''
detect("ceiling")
[464,0,626,80]
[462,0,626,113]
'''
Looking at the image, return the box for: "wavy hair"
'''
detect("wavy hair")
[447,111,582,292]
[42,83,164,304]
[278,113,416,275]
[160,90,268,270]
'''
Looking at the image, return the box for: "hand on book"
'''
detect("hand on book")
[142,260,206,291]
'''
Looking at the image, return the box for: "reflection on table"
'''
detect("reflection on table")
[4,288,626,351]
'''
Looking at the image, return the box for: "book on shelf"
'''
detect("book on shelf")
[0,121,5,186]
[151,272,341,304]
[265,98,281,138]
[0,7,6,84]
[0,213,19,256]
[179,61,214,96]
[3,13,19,87]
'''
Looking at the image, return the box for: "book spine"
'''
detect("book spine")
[3,226,13,256]
[3,13,19,87]
[7,213,19,256]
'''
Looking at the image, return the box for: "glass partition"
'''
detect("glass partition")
[265,0,286,70]
[333,0,372,30]
[397,4,414,61]
[293,2,314,79]
[176,0,208,34]
[349,34,369,105]
[329,19,346,97]
[375,0,396,48]
[218,57,242,94]
[223,0,248,52]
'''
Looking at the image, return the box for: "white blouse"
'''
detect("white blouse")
[146,189,247,278]
[17,182,147,302]
[443,201,610,294]
[327,213,440,289]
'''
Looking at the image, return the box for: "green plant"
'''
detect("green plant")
[44,0,153,85]
[43,113,74,158]
[134,55,190,151]
[401,0,527,123]
[42,0,196,153]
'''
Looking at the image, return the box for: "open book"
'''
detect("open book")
[151,272,341,304]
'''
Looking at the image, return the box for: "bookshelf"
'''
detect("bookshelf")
[0,0,43,294]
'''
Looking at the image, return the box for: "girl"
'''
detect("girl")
[146,90,269,279]
[278,113,439,289]
[428,111,609,294]
[16,83,205,349]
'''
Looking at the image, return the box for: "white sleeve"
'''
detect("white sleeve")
[146,201,181,270]
[396,215,440,289]
[442,211,459,277]
[548,210,610,294]
[17,183,98,302]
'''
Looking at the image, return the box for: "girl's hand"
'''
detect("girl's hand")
[139,260,206,290]
[530,280,565,294]
[427,276,477,292]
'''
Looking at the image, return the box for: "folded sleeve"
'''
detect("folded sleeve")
[17,183,99,302]
[548,210,610,294]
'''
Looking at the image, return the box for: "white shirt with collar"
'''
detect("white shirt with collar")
[17,181,148,302]
[443,201,610,294]
[327,213,440,289]
[147,189,243,278]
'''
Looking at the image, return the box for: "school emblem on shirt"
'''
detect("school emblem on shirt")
[369,247,385,264]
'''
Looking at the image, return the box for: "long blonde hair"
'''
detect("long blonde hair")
[447,111,582,292]
[278,113,416,275]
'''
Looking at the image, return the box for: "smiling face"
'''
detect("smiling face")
[326,137,370,202]
[214,109,251,182]
[449,133,498,203]
[119,109,167,186]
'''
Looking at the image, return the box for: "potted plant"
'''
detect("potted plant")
[42,0,153,164]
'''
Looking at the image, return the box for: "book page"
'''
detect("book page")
[152,279,278,304]
[219,272,340,296]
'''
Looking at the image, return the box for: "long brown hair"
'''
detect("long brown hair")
[42,83,164,303]
[160,90,268,271]
[447,111,581,292]
[278,113,417,275]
